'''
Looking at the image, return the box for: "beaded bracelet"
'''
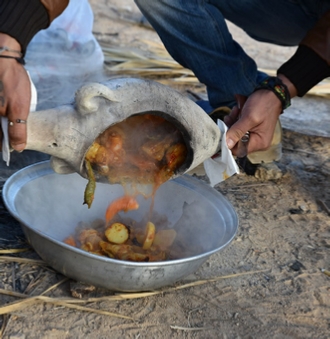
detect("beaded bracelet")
[254,76,291,112]
[0,55,25,65]
[0,46,22,56]
[0,46,25,65]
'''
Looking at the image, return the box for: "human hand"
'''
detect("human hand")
[0,33,31,152]
[225,89,282,155]
[225,74,297,156]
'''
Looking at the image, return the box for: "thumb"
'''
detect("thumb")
[226,120,248,150]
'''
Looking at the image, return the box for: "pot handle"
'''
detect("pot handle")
[75,83,121,115]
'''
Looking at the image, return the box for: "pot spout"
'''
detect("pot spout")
[26,78,221,180]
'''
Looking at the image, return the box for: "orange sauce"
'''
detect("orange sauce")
[85,114,188,219]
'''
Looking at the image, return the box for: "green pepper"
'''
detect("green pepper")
[83,159,96,209]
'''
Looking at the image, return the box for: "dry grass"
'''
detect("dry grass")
[0,254,265,321]
[102,40,330,97]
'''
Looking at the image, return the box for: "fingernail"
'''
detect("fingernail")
[12,143,26,152]
[227,138,235,149]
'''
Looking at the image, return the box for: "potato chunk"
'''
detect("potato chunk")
[153,229,177,250]
[142,221,156,250]
[105,222,129,244]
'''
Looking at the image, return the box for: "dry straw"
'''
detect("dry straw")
[102,39,330,96]
[0,253,266,321]
[0,249,29,255]
[0,255,46,266]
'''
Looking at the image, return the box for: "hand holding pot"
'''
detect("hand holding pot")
[225,75,297,156]
[0,33,31,152]
[225,90,282,155]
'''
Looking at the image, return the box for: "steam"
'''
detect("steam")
[13,166,232,259]
[24,28,107,111]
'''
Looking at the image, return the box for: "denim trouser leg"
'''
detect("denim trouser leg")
[134,0,330,109]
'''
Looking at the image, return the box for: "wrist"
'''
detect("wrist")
[277,74,297,98]
[254,76,291,113]
[0,33,25,64]
[0,33,21,52]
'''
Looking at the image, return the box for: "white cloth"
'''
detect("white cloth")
[1,73,37,166]
[203,120,239,187]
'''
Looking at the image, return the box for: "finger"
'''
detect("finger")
[8,116,29,152]
[7,99,30,151]
[224,106,240,128]
[225,119,250,150]
[229,127,275,155]
[245,131,274,154]
[0,80,8,117]
[7,69,31,151]
[235,94,247,110]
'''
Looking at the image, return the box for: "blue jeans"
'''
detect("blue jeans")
[134,0,330,110]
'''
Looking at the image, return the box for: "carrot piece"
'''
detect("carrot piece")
[105,196,139,224]
[63,235,77,247]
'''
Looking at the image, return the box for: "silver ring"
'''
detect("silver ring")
[16,119,27,124]
[241,131,250,143]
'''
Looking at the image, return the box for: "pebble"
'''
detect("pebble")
[299,204,308,211]
[254,162,283,181]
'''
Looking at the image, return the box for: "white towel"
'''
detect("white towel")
[203,120,239,187]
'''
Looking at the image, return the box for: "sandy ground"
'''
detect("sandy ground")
[0,1,330,338]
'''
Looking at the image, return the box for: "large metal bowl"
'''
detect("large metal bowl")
[3,161,238,292]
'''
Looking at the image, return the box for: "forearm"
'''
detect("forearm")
[40,0,70,22]
[277,10,330,97]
